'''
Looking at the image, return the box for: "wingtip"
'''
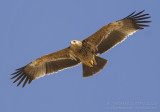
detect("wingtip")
[126,10,151,29]
[11,66,32,87]
[125,10,150,19]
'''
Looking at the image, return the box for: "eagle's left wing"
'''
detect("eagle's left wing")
[83,10,151,54]
[11,47,80,87]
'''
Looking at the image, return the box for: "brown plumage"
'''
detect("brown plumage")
[11,10,151,87]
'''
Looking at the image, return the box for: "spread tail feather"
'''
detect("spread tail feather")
[82,56,108,77]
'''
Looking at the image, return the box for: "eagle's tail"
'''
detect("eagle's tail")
[82,56,108,77]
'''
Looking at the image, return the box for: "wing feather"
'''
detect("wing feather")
[11,47,80,87]
[83,10,151,54]
[97,11,151,54]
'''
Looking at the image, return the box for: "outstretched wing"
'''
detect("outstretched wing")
[83,10,151,54]
[11,47,80,87]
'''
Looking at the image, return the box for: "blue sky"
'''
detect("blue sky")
[1,0,159,112]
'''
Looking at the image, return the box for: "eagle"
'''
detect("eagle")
[11,10,151,87]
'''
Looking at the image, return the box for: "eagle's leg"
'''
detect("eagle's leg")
[87,60,94,67]
[87,59,97,67]
[83,56,97,67]
[93,56,97,65]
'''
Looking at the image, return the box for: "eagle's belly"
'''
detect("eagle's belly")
[74,49,96,67]
[70,43,97,67]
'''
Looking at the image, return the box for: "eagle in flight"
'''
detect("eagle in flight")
[11,10,151,87]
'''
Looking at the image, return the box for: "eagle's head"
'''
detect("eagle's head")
[70,40,82,46]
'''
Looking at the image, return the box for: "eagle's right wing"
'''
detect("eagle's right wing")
[11,47,80,87]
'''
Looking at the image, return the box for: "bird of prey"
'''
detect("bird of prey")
[11,10,151,87]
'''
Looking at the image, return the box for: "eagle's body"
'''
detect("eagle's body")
[70,40,97,67]
[11,10,151,87]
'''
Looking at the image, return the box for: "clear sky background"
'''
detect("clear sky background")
[0,0,159,112]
